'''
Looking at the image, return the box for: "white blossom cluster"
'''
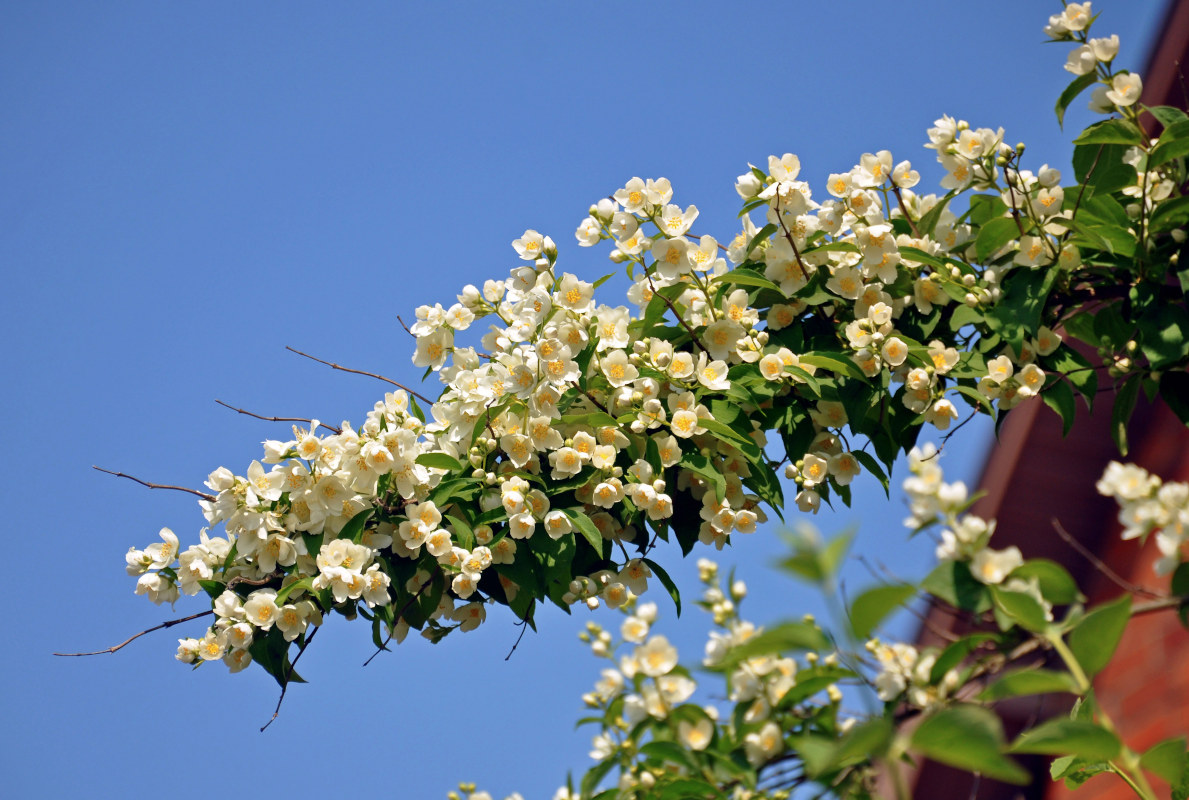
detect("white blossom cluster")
[1097,461,1189,575]
[902,444,1052,622]
[122,4,1145,685]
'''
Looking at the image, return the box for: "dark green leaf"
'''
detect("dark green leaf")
[644,557,681,617]
[1138,304,1189,370]
[1010,718,1121,760]
[1042,379,1077,437]
[1069,593,1132,678]
[1072,142,1138,196]
[975,217,1022,263]
[1111,374,1141,455]
[849,583,916,640]
[1074,118,1144,146]
[922,560,991,613]
[275,576,314,605]
[1150,195,1189,234]
[991,585,1050,633]
[799,351,867,380]
[338,507,375,544]
[562,507,605,556]
[979,668,1078,701]
[1149,119,1189,168]
[1011,559,1081,605]
[930,633,997,683]
[911,705,1029,784]
[1056,72,1099,127]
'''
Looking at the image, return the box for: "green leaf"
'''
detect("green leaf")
[1147,105,1189,128]
[562,507,605,556]
[1069,593,1132,678]
[991,585,1050,633]
[799,351,867,380]
[275,576,314,605]
[852,449,889,495]
[643,557,681,617]
[849,583,916,640]
[445,514,474,551]
[917,190,957,236]
[1111,374,1141,455]
[911,705,1029,784]
[1149,119,1189,168]
[1074,118,1145,146]
[1056,72,1099,127]
[922,560,991,613]
[1150,195,1189,235]
[414,452,464,472]
[1042,379,1077,437]
[746,222,778,253]
[714,269,781,294]
[1011,559,1081,605]
[930,633,998,683]
[979,668,1078,701]
[1138,304,1189,370]
[1072,142,1138,197]
[1161,372,1189,433]
[975,217,1021,263]
[1010,718,1121,760]
[640,741,697,769]
[714,622,831,669]
[338,507,375,544]
[1140,736,1187,785]
[680,451,726,504]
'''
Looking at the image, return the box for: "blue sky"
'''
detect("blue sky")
[0,2,1166,798]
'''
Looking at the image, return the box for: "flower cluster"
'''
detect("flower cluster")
[1097,461,1189,575]
[112,6,1187,725]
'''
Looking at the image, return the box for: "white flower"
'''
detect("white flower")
[243,590,281,629]
[512,229,545,260]
[970,546,1024,585]
[679,718,715,751]
[744,721,784,766]
[1106,73,1143,107]
[635,635,678,677]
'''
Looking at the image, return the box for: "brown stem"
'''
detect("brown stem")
[1052,518,1166,599]
[892,185,922,238]
[644,274,708,355]
[92,466,215,502]
[285,346,435,406]
[362,579,434,666]
[54,610,214,656]
[260,626,319,732]
[214,400,341,434]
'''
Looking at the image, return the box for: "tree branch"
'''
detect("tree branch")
[1051,518,1165,600]
[92,466,215,501]
[285,345,435,406]
[54,610,214,656]
[214,400,341,435]
[260,626,319,732]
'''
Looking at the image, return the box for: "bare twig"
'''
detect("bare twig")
[285,345,435,406]
[54,610,214,656]
[260,626,319,732]
[93,466,215,502]
[1051,518,1165,599]
[362,580,433,666]
[504,618,531,661]
[891,185,922,238]
[644,274,708,355]
[214,400,341,435]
